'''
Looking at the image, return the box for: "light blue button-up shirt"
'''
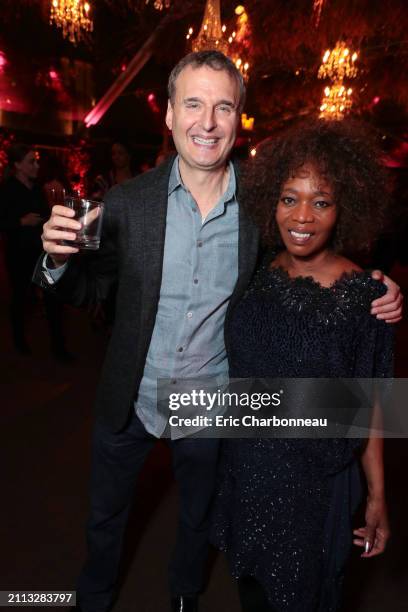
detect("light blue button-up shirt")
[135,157,239,437]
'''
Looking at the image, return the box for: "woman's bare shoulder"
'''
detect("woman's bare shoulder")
[334,255,363,275]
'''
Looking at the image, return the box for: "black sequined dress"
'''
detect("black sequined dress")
[211,263,394,612]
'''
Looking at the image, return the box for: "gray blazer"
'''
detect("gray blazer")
[33,156,260,432]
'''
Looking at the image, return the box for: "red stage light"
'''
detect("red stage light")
[147,93,155,102]
[373,96,380,105]
[49,70,58,80]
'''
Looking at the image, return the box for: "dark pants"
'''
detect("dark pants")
[77,412,220,612]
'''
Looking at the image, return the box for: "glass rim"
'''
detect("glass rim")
[63,196,104,206]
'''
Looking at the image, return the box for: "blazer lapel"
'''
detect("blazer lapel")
[139,157,175,333]
[228,161,260,313]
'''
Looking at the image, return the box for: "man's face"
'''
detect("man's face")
[166,65,240,172]
[15,151,39,181]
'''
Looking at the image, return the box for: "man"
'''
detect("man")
[34,51,402,612]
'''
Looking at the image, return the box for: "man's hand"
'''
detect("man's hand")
[370,270,403,323]
[41,204,81,267]
[20,213,43,227]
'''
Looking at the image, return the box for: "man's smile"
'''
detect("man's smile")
[191,136,220,147]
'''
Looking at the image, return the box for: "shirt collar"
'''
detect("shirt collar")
[223,160,237,205]
[168,155,237,204]
[168,156,183,195]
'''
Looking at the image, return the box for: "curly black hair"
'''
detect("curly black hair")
[242,119,390,253]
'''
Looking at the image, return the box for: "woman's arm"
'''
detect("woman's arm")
[353,402,390,557]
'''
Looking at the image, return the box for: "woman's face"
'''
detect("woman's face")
[275,164,337,258]
[15,150,39,181]
[111,143,130,169]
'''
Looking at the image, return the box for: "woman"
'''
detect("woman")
[0,144,71,360]
[91,140,134,201]
[211,120,394,611]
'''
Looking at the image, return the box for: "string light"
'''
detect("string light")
[50,0,93,45]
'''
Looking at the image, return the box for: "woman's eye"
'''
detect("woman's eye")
[314,200,331,208]
[281,197,295,206]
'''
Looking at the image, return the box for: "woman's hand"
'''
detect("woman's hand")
[353,495,390,557]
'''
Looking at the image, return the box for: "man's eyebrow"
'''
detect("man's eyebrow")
[182,97,236,108]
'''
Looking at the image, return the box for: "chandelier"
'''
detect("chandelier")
[318,41,359,120]
[50,0,93,45]
[318,42,358,81]
[145,0,170,9]
[319,84,353,121]
[187,0,250,81]
[192,0,229,55]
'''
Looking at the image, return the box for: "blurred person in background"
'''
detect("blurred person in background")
[42,152,72,209]
[88,141,136,329]
[91,141,134,201]
[0,144,72,361]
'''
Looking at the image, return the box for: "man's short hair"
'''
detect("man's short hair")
[167,50,246,112]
